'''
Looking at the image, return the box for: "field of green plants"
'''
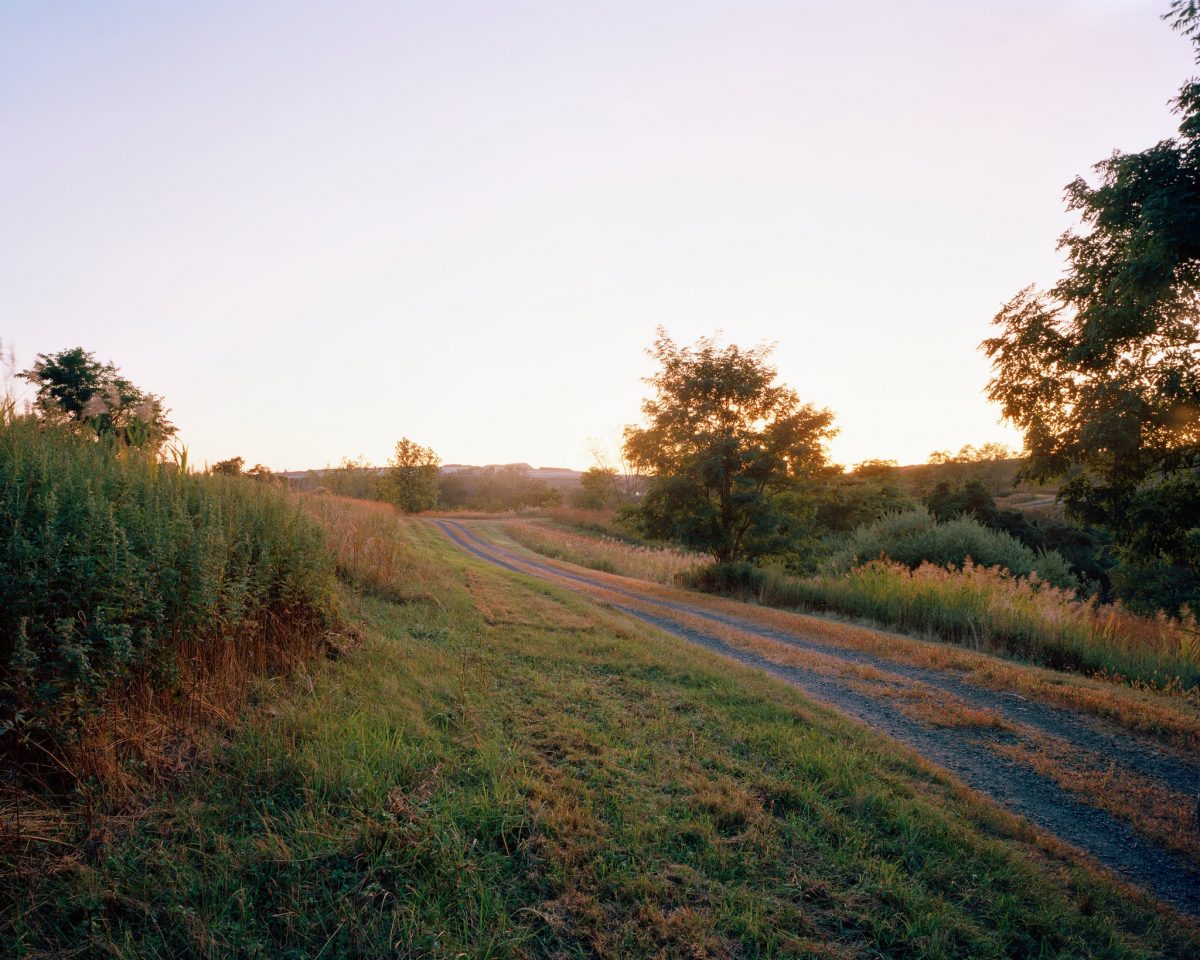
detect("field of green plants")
[0,411,338,787]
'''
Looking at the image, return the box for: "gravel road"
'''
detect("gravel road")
[433,519,1200,917]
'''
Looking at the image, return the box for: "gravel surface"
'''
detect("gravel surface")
[434,519,1200,916]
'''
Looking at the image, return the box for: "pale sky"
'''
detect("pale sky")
[1,1,1192,471]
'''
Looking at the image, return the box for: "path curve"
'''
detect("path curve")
[432,518,1200,917]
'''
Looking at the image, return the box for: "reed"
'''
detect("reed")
[724,559,1200,692]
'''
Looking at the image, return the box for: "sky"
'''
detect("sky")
[1,0,1194,471]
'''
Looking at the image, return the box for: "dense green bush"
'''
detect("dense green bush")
[0,414,337,761]
[825,508,1077,589]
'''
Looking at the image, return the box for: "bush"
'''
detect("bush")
[826,508,1076,589]
[0,415,338,779]
[680,562,767,598]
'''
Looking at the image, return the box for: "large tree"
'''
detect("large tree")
[19,347,175,451]
[623,330,835,563]
[983,3,1200,570]
[388,438,440,513]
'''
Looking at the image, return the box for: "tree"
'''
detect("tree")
[19,347,175,451]
[436,465,560,511]
[388,438,440,513]
[983,5,1200,572]
[573,466,621,509]
[211,456,245,476]
[325,455,383,499]
[623,330,836,562]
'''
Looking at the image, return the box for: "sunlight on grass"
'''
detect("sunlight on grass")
[504,518,708,584]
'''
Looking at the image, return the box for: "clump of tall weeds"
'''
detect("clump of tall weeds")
[738,559,1200,692]
[0,413,338,794]
[299,494,434,604]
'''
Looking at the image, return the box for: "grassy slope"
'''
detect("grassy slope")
[5,520,1196,958]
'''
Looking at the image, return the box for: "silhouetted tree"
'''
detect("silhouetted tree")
[984,5,1200,572]
[624,330,836,563]
[20,347,174,451]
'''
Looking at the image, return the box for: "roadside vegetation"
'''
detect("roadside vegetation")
[0,394,338,796]
[505,518,707,583]
[4,7,1200,952]
[504,515,1200,692]
[5,500,1195,957]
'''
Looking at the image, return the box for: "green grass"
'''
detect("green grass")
[4,516,1195,958]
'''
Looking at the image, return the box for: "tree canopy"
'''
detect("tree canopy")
[623,330,835,563]
[573,466,621,509]
[388,438,440,513]
[211,456,245,476]
[983,4,1200,570]
[19,347,175,451]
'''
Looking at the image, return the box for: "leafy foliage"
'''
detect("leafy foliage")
[815,461,916,534]
[572,465,622,509]
[0,414,337,767]
[210,455,245,476]
[925,480,1118,599]
[20,346,175,452]
[825,508,1077,589]
[387,438,440,513]
[624,330,836,562]
[983,9,1200,570]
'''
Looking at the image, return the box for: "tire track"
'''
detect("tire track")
[432,518,1200,916]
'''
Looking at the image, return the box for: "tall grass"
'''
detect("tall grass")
[504,519,707,583]
[0,414,338,787]
[513,512,1199,691]
[703,559,1200,692]
[299,495,432,603]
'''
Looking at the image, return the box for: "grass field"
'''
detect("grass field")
[4,501,1197,958]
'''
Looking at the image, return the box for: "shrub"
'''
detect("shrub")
[0,415,338,782]
[679,562,767,598]
[826,508,1076,589]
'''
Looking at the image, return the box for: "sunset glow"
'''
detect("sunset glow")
[2,1,1190,470]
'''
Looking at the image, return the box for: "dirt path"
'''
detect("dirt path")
[432,519,1200,917]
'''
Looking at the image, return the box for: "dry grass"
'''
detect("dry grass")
[491,521,1200,750]
[300,495,436,604]
[437,528,1200,879]
[504,519,708,584]
[993,737,1200,860]
[8,511,1198,956]
[2,606,336,852]
[779,559,1200,691]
